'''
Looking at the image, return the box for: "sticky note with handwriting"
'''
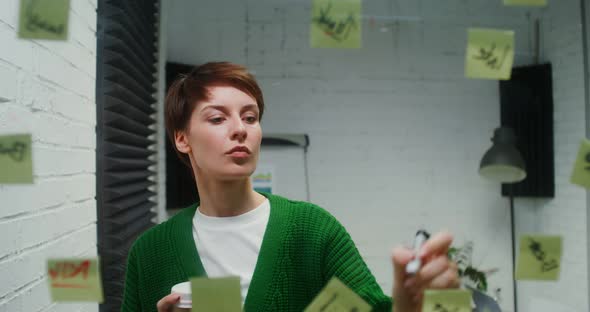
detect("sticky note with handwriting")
[0,134,33,184]
[423,289,472,312]
[310,0,361,48]
[19,0,70,40]
[47,258,103,302]
[516,235,562,280]
[503,0,547,6]
[465,28,515,80]
[304,277,371,312]
[570,139,590,189]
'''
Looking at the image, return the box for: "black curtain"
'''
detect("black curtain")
[96,1,159,310]
[165,62,199,210]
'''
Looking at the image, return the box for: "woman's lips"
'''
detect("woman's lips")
[227,151,250,158]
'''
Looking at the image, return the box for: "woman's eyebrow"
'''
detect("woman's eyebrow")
[200,104,258,114]
[241,104,259,112]
[199,105,227,113]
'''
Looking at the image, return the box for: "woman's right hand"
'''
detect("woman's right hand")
[157,293,181,312]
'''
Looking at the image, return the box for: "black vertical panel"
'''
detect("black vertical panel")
[165,62,199,210]
[500,63,555,198]
[96,1,158,311]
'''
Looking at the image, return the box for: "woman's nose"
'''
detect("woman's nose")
[231,119,247,141]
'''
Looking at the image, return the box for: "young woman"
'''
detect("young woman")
[121,62,459,312]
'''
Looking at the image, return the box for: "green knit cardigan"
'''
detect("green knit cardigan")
[121,193,392,311]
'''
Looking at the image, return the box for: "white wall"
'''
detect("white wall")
[156,0,169,223]
[514,1,588,311]
[165,0,586,311]
[0,0,98,311]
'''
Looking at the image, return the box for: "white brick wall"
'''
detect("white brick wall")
[514,1,588,311]
[166,1,587,311]
[156,0,169,224]
[0,0,98,311]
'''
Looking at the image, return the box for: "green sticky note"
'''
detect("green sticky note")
[47,258,104,302]
[304,277,371,312]
[310,0,361,48]
[570,139,590,189]
[19,0,70,40]
[191,276,242,312]
[465,28,515,80]
[0,134,33,184]
[423,289,472,312]
[516,235,562,280]
[503,0,547,6]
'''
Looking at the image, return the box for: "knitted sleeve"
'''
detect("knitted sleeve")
[121,242,142,312]
[322,212,393,312]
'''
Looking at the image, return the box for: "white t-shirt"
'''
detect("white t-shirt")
[192,199,270,304]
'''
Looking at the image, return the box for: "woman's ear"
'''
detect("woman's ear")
[175,131,191,154]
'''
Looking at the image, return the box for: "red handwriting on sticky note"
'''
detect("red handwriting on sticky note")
[49,260,91,287]
[47,258,103,302]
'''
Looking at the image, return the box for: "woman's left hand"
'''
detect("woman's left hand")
[391,231,460,312]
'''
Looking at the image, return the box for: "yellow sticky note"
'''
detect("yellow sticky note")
[19,0,70,40]
[515,235,562,280]
[191,276,242,312]
[465,28,515,80]
[310,0,361,48]
[304,277,371,312]
[503,0,547,6]
[570,139,590,189]
[47,258,104,302]
[422,289,472,312]
[0,134,33,184]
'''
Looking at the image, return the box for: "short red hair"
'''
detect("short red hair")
[165,62,265,167]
